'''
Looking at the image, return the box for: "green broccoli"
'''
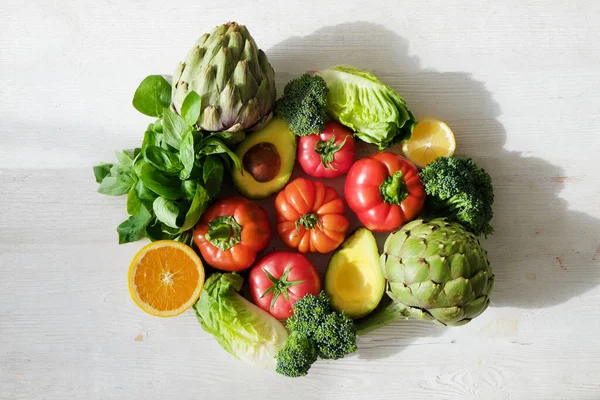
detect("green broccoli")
[313,312,357,359]
[274,74,328,136]
[275,292,357,377]
[275,332,318,377]
[419,156,494,236]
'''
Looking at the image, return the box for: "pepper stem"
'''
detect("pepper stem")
[295,213,320,231]
[205,215,242,251]
[379,170,408,205]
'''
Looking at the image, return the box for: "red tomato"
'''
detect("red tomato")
[344,152,425,232]
[297,121,356,178]
[249,251,321,320]
[193,197,271,271]
[275,178,350,253]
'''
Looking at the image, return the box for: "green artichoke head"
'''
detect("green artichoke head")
[172,22,276,132]
[382,218,494,326]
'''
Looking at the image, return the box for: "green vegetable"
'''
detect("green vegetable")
[419,156,494,236]
[94,75,240,244]
[355,218,494,333]
[171,22,276,133]
[193,273,288,370]
[275,74,328,136]
[275,332,317,377]
[317,65,416,150]
[276,292,357,377]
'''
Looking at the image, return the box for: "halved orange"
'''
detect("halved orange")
[128,240,205,317]
[402,117,456,169]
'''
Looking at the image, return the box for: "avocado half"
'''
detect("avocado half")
[325,228,386,319]
[231,118,296,199]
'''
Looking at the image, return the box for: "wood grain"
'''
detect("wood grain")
[2,0,600,399]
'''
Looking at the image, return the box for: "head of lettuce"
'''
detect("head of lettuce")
[317,66,416,150]
[193,273,288,370]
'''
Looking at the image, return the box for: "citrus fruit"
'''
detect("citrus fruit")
[401,118,456,168]
[128,240,205,317]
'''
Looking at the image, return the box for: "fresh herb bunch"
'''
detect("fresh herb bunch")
[419,156,494,236]
[276,292,357,377]
[275,74,329,136]
[93,75,241,244]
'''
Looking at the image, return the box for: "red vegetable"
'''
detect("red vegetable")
[297,121,356,178]
[249,251,321,320]
[193,197,271,271]
[275,178,350,253]
[344,152,425,232]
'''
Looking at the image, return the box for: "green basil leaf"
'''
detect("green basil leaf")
[162,108,189,150]
[93,163,113,183]
[211,131,246,146]
[142,124,160,150]
[132,75,172,117]
[181,184,210,231]
[117,206,152,244]
[97,176,132,196]
[181,91,202,126]
[139,170,181,200]
[115,150,134,167]
[179,130,195,180]
[127,187,143,215]
[153,197,181,229]
[202,156,223,198]
[197,138,241,171]
[143,145,183,175]
[181,180,197,199]
[133,157,154,178]
[134,179,158,204]
[145,220,178,241]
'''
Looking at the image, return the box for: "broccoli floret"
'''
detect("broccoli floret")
[286,292,332,336]
[313,312,357,359]
[275,292,357,377]
[419,156,494,236]
[274,74,328,136]
[275,333,318,377]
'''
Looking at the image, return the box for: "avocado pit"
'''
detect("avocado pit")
[242,142,281,183]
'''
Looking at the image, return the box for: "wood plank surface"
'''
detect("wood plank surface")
[1,1,599,399]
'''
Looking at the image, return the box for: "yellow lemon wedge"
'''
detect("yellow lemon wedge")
[402,118,456,169]
[128,240,205,317]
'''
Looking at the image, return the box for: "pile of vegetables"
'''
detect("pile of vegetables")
[94,21,496,378]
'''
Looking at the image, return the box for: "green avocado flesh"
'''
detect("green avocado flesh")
[231,118,296,199]
[325,228,386,318]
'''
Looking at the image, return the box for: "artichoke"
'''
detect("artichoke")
[356,218,494,333]
[382,218,494,326]
[171,22,276,132]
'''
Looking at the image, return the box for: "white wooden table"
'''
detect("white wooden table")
[2,1,600,399]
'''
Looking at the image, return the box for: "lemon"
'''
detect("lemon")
[402,118,456,169]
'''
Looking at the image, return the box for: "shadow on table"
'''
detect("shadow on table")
[265,22,600,360]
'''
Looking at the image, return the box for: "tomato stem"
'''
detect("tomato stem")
[205,215,242,251]
[260,267,305,310]
[295,213,320,231]
[314,135,350,170]
[380,170,408,205]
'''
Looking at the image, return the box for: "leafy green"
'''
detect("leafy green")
[181,91,202,126]
[202,156,223,198]
[193,273,289,370]
[318,65,416,149]
[94,75,241,244]
[419,156,494,236]
[116,206,152,244]
[152,196,180,229]
[162,108,188,150]
[275,74,329,136]
[181,183,210,231]
[144,145,183,175]
[93,163,112,183]
[132,75,172,117]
